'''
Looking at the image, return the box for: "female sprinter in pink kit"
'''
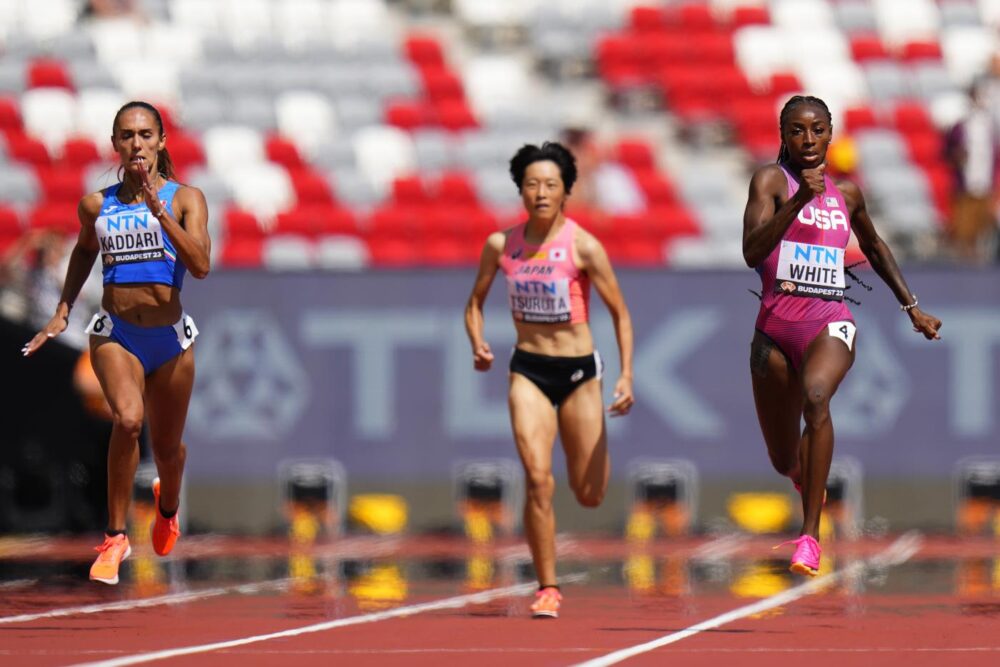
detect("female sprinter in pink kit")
[743,95,941,575]
[465,142,634,617]
[23,101,210,584]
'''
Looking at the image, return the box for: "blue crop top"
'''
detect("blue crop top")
[95,181,186,289]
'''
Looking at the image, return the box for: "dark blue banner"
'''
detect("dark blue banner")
[181,269,999,479]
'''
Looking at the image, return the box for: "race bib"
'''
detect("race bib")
[173,314,199,350]
[507,277,572,323]
[96,210,165,266]
[827,320,857,351]
[84,311,114,337]
[775,240,845,301]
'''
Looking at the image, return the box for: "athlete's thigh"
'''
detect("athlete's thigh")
[800,326,855,396]
[556,379,607,487]
[750,331,803,452]
[508,373,558,473]
[144,346,196,454]
[90,337,145,417]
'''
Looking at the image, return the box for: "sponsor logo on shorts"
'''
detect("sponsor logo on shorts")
[570,369,584,382]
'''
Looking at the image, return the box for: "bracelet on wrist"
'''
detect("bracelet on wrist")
[900,296,918,312]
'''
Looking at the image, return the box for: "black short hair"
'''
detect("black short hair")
[509,141,578,193]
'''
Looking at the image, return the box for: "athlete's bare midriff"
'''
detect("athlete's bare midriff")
[514,321,594,357]
[102,283,182,326]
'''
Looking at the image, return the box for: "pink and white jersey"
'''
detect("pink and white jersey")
[755,165,853,325]
[499,218,590,325]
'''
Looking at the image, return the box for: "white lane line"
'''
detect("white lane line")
[71,572,588,667]
[573,531,924,667]
[0,579,294,625]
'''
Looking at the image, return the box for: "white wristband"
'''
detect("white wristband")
[900,296,918,312]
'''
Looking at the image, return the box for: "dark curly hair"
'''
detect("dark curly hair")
[509,141,578,193]
[777,95,833,164]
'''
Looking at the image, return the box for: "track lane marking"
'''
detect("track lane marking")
[572,531,924,667]
[71,572,588,667]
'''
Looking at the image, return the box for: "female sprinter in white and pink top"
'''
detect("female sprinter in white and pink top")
[744,95,941,577]
[465,142,634,618]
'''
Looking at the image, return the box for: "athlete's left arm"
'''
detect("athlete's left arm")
[839,179,941,340]
[578,228,635,415]
[143,179,211,279]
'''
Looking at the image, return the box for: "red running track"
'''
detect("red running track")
[1,533,998,666]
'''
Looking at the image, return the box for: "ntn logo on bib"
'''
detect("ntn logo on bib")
[507,278,572,323]
[776,240,845,298]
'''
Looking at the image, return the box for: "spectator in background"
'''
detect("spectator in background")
[560,127,646,217]
[0,228,99,349]
[79,0,143,21]
[944,77,999,264]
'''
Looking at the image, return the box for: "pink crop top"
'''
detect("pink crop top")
[498,218,590,325]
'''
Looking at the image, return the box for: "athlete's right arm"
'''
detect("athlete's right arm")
[21,194,102,357]
[464,231,504,372]
[742,164,817,267]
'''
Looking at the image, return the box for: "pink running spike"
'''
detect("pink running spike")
[775,535,821,577]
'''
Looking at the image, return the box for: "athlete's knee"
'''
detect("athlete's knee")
[573,485,604,508]
[111,408,143,440]
[153,441,186,468]
[802,384,833,425]
[525,469,555,505]
[767,451,798,478]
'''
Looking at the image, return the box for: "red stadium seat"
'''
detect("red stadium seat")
[850,35,889,62]
[391,175,429,206]
[769,72,802,97]
[423,236,469,266]
[650,205,700,238]
[690,31,735,65]
[922,163,953,218]
[27,58,73,90]
[222,208,265,240]
[731,6,770,28]
[434,99,477,131]
[4,131,50,166]
[385,99,426,130]
[60,137,101,167]
[219,236,263,268]
[891,101,934,135]
[676,4,717,31]
[0,97,23,132]
[35,166,83,204]
[434,171,479,205]
[844,106,878,133]
[405,34,446,69]
[275,206,322,237]
[900,40,942,62]
[419,67,465,103]
[0,97,24,132]
[315,206,357,235]
[629,6,667,33]
[366,234,419,266]
[275,205,356,237]
[633,169,677,206]
[288,167,334,205]
[28,202,78,234]
[616,138,656,171]
[596,35,643,86]
[164,131,204,171]
[0,205,21,235]
[265,135,304,170]
[904,132,943,169]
